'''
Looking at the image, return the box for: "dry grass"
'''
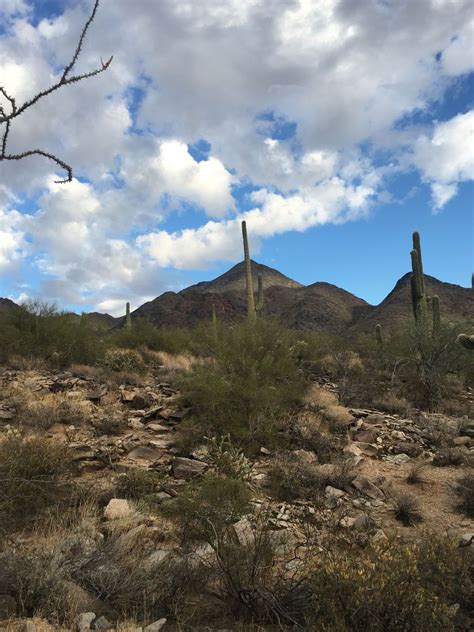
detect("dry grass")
[304,385,338,410]
[70,363,102,379]
[16,393,92,430]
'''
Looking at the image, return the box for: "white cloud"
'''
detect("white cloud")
[1,0,473,308]
[412,110,474,209]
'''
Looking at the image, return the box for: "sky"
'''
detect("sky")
[0,0,473,316]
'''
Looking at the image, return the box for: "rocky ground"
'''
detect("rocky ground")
[0,363,473,631]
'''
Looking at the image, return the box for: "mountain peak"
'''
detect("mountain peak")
[181,260,303,295]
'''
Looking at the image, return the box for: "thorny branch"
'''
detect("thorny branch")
[0,0,112,183]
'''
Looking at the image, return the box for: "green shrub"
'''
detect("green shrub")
[0,435,73,533]
[101,348,145,373]
[116,468,165,500]
[309,535,471,631]
[177,319,308,452]
[161,473,252,543]
[267,452,325,502]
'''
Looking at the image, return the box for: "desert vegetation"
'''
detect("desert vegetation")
[0,227,472,632]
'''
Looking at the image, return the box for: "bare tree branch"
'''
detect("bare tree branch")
[0,0,112,183]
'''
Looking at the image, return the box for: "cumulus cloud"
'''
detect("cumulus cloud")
[412,110,474,209]
[0,0,473,308]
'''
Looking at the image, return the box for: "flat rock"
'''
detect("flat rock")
[77,612,96,631]
[171,457,208,479]
[352,475,385,501]
[128,445,162,461]
[144,618,167,631]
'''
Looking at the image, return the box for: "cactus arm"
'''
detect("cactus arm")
[255,272,264,314]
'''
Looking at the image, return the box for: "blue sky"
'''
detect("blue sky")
[0,0,473,315]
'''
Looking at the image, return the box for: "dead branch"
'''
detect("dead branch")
[0,0,112,183]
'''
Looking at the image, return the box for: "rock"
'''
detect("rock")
[128,419,145,430]
[339,516,355,528]
[354,442,380,457]
[260,447,271,455]
[385,453,411,464]
[352,476,385,501]
[121,390,136,403]
[353,429,378,443]
[344,443,363,458]
[144,619,167,632]
[92,615,113,631]
[459,533,474,547]
[133,392,154,410]
[171,457,208,480]
[372,529,388,543]
[460,422,474,438]
[147,423,170,433]
[353,514,376,531]
[364,414,386,425]
[63,582,109,617]
[325,486,345,501]
[128,445,162,461]
[391,430,407,441]
[453,436,471,446]
[0,594,16,618]
[77,612,96,631]
[104,498,133,520]
[99,392,118,406]
[392,442,422,457]
[233,519,255,547]
[148,550,173,565]
[0,410,14,420]
[292,449,318,463]
[22,622,36,632]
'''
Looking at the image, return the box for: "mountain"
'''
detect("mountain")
[132,261,371,332]
[183,260,303,294]
[2,263,471,334]
[0,298,19,312]
[354,273,474,332]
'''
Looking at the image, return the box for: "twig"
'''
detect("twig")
[0,0,112,183]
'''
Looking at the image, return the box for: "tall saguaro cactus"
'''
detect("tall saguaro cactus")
[410,231,427,324]
[432,295,440,333]
[125,302,132,329]
[241,221,256,323]
[375,323,384,345]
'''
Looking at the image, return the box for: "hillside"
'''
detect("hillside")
[355,273,474,332]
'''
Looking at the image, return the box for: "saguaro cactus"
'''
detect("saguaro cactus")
[255,272,264,315]
[375,323,384,345]
[241,220,256,323]
[125,302,132,329]
[410,231,427,323]
[457,334,474,350]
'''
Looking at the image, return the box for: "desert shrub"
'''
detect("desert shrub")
[393,493,423,526]
[92,415,127,436]
[309,535,471,631]
[0,301,105,366]
[432,447,466,467]
[454,472,474,517]
[110,320,197,356]
[286,413,334,462]
[101,348,145,373]
[161,473,252,543]
[116,468,165,500]
[0,435,73,533]
[406,462,426,485]
[267,452,325,502]
[177,319,307,452]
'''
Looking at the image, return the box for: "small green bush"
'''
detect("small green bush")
[267,452,325,502]
[116,468,165,500]
[101,348,145,373]
[161,473,252,543]
[177,319,308,452]
[454,472,474,517]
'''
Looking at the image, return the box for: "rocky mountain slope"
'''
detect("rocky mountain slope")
[2,261,472,333]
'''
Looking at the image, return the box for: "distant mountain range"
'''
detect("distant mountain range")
[2,260,472,333]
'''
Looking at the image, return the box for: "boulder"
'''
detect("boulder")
[92,615,113,631]
[144,619,167,632]
[171,457,208,479]
[104,498,133,520]
[77,612,96,632]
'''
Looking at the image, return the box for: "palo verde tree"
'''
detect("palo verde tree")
[0,0,112,183]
